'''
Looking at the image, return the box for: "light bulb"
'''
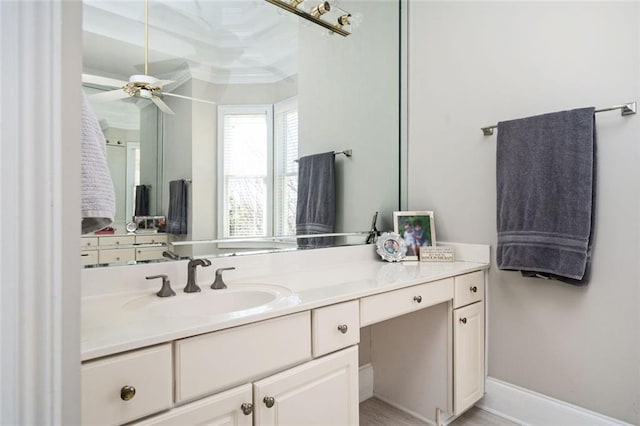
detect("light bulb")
[336,13,351,27]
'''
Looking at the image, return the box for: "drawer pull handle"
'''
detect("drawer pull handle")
[120,385,136,401]
[241,402,253,415]
[263,396,275,408]
[413,295,422,303]
[460,317,467,324]
[337,324,348,334]
[470,286,478,293]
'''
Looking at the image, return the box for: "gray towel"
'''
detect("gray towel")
[296,152,336,248]
[496,107,596,285]
[135,185,150,216]
[166,179,188,235]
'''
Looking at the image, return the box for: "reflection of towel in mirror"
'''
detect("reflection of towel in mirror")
[81,92,115,234]
[296,152,335,248]
[167,179,188,235]
[496,107,596,285]
[135,185,150,216]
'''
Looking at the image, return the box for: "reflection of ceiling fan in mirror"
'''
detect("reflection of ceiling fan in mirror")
[86,0,215,115]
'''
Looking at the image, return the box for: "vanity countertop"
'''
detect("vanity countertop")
[82,245,489,361]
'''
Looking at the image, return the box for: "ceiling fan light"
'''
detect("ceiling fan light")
[129,74,159,85]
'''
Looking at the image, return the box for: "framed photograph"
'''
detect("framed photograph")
[393,211,436,261]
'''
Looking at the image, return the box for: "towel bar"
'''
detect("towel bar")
[481,101,637,136]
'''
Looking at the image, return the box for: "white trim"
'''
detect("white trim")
[359,363,374,402]
[0,2,81,424]
[477,377,633,426]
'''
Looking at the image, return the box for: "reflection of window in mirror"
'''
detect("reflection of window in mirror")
[218,98,299,239]
[274,97,299,236]
[125,143,141,219]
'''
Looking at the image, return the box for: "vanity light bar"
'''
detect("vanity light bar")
[265,0,352,37]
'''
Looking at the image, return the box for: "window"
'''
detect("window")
[274,98,298,236]
[218,100,298,239]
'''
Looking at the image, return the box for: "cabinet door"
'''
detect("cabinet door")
[132,384,253,426]
[453,301,485,415]
[253,346,358,426]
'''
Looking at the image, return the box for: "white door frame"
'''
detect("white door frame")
[0,2,82,424]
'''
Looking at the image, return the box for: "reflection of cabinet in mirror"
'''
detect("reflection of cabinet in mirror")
[81,234,168,266]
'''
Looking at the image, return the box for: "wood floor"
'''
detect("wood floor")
[360,398,520,426]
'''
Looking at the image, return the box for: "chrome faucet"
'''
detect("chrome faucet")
[185,258,211,293]
[211,267,236,290]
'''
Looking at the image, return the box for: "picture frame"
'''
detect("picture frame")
[134,215,166,233]
[375,232,407,262]
[393,211,436,261]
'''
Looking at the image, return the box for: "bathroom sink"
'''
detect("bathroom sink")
[123,284,293,317]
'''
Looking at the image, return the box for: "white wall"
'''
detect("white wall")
[298,1,400,233]
[407,2,640,423]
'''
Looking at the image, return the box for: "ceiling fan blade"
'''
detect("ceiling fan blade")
[82,73,128,89]
[88,89,130,103]
[150,96,175,115]
[162,91,217,106]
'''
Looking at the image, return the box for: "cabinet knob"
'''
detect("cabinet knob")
[470,286,478,293]
[413,295,422,303]
[241,402,253,415]
[263,396,275,408]
[337,324,348,334]
[120,385,136,401]
[460,317,467,324]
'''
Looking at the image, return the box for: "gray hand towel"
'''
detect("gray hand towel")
[496,107,596,285]
[296,152,336,248]
[135,185,150,216]
[166,179,188,235]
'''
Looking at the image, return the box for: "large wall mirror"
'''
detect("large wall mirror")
[82,0,401,266]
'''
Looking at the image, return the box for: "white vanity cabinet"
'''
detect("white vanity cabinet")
[81,260,489,425]
[452,271,485,415]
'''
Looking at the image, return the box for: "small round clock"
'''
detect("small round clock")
[125,222,137,233]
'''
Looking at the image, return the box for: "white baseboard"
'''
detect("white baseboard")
[477,377,633,426]
[359,364,374,403]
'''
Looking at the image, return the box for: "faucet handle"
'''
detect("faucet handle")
[146,274,176,298]
[211,267,235,290]
[215,266,236,276]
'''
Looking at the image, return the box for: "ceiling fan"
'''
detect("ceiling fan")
[86,0,215,114]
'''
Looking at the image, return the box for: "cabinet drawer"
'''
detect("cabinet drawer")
[99,248,136,264]
[453,271,484,309]
[81,250,98,266]
[136,246,166,261]
[312,300,359,357]
[132,384,252,426]
[135,234,168,245]
[175,311,311,403]
[99,235,136,247]
[81,237,99,248]
[360,278,454,327]
[81,344,173,426]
